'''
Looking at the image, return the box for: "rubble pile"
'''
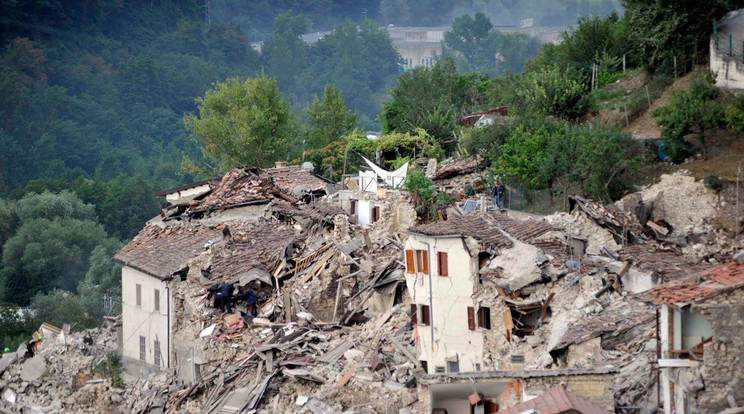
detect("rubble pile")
[0,318,123,413]
[26,164,737,413]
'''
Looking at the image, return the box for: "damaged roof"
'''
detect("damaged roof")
[649,261,744,306]
[154,177,220,198]
[409,212,560,251]
[190,167,291,214]
[497,386,609,414]
[270,200,356,224]
[208,221,299,283]
[114,223,222,280]
[264,165,331,194]
[551,296,654,352]
[433,155,484,180]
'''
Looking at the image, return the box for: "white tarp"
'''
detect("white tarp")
[361,157,408,189]
[359,170,378,193]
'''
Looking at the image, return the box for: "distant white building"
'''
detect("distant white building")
[711,9,744,92]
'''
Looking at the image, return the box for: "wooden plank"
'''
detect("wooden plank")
[336,365,356,387]
[503,309,513,342]
[387,335,421,369]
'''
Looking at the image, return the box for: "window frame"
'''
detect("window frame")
[154,289,160,312]
[416,250,429,274]
[154,339,161,367]
[421,304,431,326]
[405,250,415,273]
[437,252,448,277]
[477,307,492,330]
[139,336,146,361]
[467,306,475,331]
[136,284,142,307]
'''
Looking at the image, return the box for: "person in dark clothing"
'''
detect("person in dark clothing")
[215,283,235,313]
[497,182,506,209]
[236,286,259,316]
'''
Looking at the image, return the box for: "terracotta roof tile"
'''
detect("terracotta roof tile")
[190,167,288,213]
[497,386,609,414]
[410,212,562,252]
[264,165,329,194]
[114,223,221,280]
[649,262,744,305]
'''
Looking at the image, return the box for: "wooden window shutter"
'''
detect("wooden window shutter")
[438,252,448,276]
[420,250,428,274]
[422,305,431,326]
[503,309,513,342]
[410,304,417,325]
[405,250,414,273]
[467,307,475,330]
[373,206,380,222]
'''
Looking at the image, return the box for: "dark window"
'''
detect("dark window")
[447,360,459,373]
[437,252,448,276]
[421,305,431,326]
[421,360,428,373]
[139,336,146,361]
[467,307,475,330]
[350,200,357,215]
[154,339,161,366]
[435,366,445,373]
[154,289,160,312]
[136,284,142,307]
[405,250,415,273]
[410,303,417,325]
[372,206,381,222]
[478,307,492,330]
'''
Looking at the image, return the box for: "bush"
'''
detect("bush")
[703,175,724,192]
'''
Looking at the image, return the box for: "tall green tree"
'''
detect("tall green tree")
[184,75,296,171]
[511,65,588,119]
[261,11,311,93]
[445,12,496,71]
[306,84,357,148]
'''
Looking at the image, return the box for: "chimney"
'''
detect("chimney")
[275,161,288,168]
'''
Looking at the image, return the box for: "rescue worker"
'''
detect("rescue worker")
[215,283,235,313]
[236,285,259,316]
[2,347,10,358]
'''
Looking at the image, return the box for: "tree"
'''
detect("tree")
[511,65,587,119]
[652,72,723,160]
[184,75,296,172]
[380,59,489,143]
[261,11,311,93]
[306,84,357,149]
[623,0,736,73]
[0,192,108,305]
[444,12,496,71]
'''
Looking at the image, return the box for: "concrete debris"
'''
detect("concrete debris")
[15,166,730,413]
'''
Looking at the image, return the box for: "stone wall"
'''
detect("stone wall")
[691,288,744,413]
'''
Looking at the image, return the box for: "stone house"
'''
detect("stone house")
[649,261,744,414]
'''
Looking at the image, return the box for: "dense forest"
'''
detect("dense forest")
[2,0,741,347]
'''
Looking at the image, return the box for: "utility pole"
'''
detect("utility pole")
[204,0,211,28]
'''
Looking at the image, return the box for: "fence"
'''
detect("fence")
[491,183,577,216]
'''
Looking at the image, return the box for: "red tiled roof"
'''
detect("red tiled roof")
[497,386,609,414]
[114,223,222,280]
[649,262,744,305]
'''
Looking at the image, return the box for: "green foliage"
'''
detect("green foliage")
[489,119,636,203]
[97,351,125,388]
[0,305,37,350]
[652,72,724,160]
[444,12,542,75]
[306,84,357,148]
[348,129,444,161]
[511,65,588,118]
[623,0,735,74]
[724,100,744,133]
[301,140,349,181]
[404,169,435,219]
[184,75,296,171]
[703,175,724,192]
[381,59,489,142]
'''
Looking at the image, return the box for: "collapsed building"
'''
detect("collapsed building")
[649,259,744,414]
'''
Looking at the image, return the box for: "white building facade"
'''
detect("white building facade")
[403,233,488,374]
